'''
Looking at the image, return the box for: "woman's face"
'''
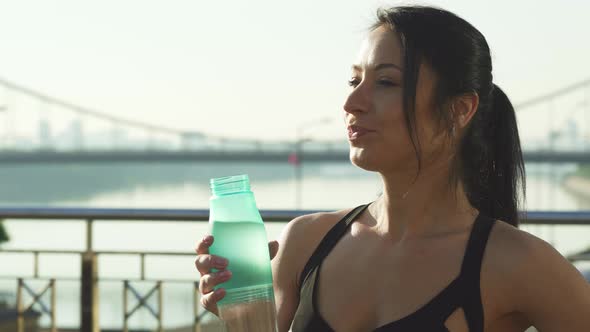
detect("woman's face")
[344,25,447,175]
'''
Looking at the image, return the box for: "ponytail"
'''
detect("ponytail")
[461,84,526,226]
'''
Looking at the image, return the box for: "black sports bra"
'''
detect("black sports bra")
[290,204,496,331]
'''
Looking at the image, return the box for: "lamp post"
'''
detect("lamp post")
[292,117,333,210]
[0,105,6,149]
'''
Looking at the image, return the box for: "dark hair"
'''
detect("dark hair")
[373,6,525,226]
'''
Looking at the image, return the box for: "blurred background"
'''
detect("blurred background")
[0,0,589,331]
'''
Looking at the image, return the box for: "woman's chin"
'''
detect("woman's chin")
[349,148,380,172]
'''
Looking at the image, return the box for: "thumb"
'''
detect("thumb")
[268,240,279,260]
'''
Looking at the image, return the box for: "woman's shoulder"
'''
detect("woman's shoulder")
[279,206,357,255]
[482,218,588,321]
[274,206,359,286]
[484,219,561,285]
[486,219,559,271]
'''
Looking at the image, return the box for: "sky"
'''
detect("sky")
[0,0,589,142]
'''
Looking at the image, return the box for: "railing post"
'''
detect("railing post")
[140,253,146,280]
[16,278,24,332]
[123,280,129,332]
[81,219,99,332]
[194,281,200,332]
[33,251,39,278]
[50,278,57,332]
[157,281,163,332]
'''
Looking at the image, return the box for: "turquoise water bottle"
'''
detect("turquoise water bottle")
[208,174,278,332]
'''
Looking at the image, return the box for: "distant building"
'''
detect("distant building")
[38,118,52,150]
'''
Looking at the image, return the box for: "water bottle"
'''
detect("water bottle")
[208,174,278,332]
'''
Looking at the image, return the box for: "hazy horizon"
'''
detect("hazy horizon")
[1,0,589,141]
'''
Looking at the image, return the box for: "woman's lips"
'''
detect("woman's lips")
[347,125,375,140]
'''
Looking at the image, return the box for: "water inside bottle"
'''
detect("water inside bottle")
[209,221,274,304]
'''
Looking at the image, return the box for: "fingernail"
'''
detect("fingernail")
[202,235,212,243]
[214,257,228,266]
[220,270,232,278]
[215,288,225,298]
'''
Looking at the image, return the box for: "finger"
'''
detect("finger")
[195,254,229,276]
[200,288,225,316]
[199,270,233,294]
[268,240,279,260]
[195,235,214,255]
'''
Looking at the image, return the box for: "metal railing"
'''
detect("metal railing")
[0,207,589,332]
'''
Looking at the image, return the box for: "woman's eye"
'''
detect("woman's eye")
[377,79,397,87]
[348,78,360,87]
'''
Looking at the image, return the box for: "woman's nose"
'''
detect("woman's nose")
[343,84,370,115]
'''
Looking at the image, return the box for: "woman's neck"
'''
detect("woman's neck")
[372,161,477,241]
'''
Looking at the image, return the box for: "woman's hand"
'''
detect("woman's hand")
[195,235,279,316]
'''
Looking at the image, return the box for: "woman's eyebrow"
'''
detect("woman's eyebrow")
[375,63,403,72]
[351,63,403,72]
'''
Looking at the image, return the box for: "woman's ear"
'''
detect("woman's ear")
[452,92,479,129]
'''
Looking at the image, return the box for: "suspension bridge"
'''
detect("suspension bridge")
[0,77,588,164]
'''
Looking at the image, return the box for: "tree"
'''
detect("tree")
[0,220,9,246]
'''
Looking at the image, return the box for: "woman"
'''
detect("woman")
[195,6,590,331]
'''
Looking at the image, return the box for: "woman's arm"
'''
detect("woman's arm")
[507,233,590,331]
[272,210,349,332]
[272,216,304,332]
